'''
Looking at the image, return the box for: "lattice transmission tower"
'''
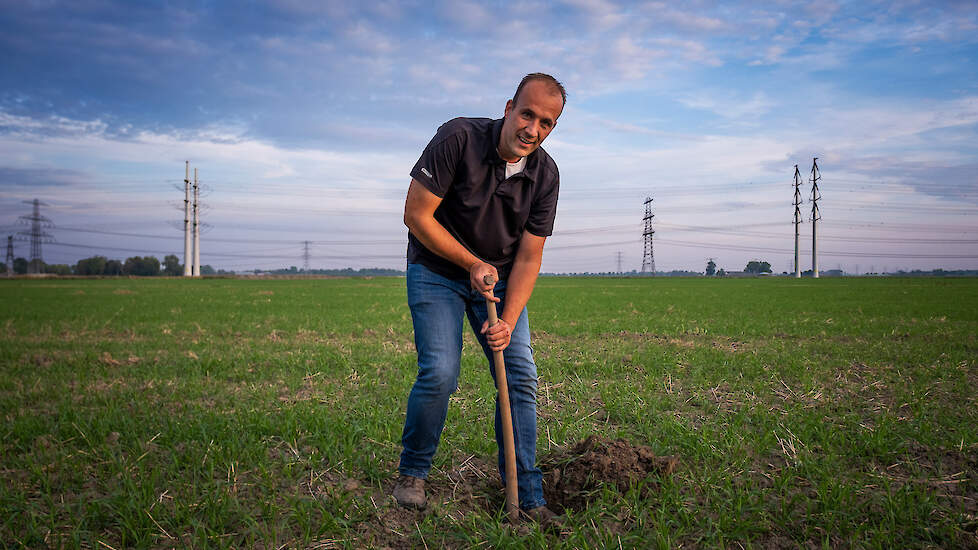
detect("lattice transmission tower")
[809,158,822,278]
[18,199,54,274]
[792,164,803,278]
[183,161,192,276]
[193,168,201,277]
[5,235,13,276]
[641,196,655,276]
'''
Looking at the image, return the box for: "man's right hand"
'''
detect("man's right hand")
[469,261,500,302]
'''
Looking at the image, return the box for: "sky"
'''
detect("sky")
[1,0,976,274]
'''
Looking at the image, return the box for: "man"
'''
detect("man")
[394,73,565,524]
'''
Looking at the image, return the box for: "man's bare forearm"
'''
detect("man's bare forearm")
[500,236,545,326]
[404,180,483,272]
[406,213,482,271]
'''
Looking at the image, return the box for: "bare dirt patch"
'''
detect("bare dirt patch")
[26,352,59,368]
[540,435,679,514]
[331,437,680,546]
[881,441,978,516]
[293,454,501,549]
[826,361,900,418]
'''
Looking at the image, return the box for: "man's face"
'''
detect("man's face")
[498,80,564,163]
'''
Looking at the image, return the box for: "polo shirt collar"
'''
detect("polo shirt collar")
[486,118,539,183]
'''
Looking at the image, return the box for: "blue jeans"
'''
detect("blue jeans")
[399,262,546,510]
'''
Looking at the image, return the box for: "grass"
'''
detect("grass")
[1,276,976,548]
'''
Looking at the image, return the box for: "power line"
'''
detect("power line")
[52,219,978,244]
[38,218,978,264]
[7,174,973,197]
[653,237,977,259]
[820,220,978,233]
[53,226,405,245]
[653,222,978,244]
[547,239,641,251]
[45,241,402,261]
[822,199,976,214]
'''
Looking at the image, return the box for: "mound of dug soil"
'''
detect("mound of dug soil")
[540,435,679,513]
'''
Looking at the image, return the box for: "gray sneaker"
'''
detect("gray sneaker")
[392,475,426,509]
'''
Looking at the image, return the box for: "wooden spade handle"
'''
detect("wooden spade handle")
[483,274,519,522]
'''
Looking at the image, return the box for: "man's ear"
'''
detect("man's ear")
[504,99,513,117]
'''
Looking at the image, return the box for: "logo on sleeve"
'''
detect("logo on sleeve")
[421,167,432,178]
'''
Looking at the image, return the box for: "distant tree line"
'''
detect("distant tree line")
[703,259,770,276]
[744,261,772,274]
[3,257,975,278]
[2,257,74,275]
[1,254,226,276]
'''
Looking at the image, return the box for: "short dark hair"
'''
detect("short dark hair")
[512,73,566,107]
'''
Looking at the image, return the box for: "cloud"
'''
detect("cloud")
[1,0,977,271]
[0,109,413,192]
[652,36,722,67]
[265,0,352,19]
[747,47,779,67]
[801,153,978,204]
[0,111,109,139]
[344,20,398,55]
[609,36,668,80]
[439,0,492,30]
[800,0,840,27]
[677,91,774,121]
[825,2,978,46]
[809,96,978,149]
[0,166,92,188]
[559,0,626,30]
[641,3,729,32]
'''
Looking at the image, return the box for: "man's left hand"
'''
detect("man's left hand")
[481,318,512,352]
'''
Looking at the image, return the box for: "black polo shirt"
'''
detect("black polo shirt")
[407,117,560,280]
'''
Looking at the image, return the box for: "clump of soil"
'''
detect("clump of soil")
[540,435,678,513]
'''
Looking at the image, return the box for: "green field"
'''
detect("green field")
[1,277,976,548]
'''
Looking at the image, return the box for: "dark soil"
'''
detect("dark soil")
[418,435,680,517]
[352,436,678,547]
[539,435,679,513]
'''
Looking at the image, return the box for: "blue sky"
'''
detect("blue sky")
[1,0,976,273]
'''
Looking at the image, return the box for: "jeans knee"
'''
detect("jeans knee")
[503,356,538,396]
[508,373,537,397]
[416,358,459,396]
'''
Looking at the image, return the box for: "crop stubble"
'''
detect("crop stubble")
[0,276,976,548]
